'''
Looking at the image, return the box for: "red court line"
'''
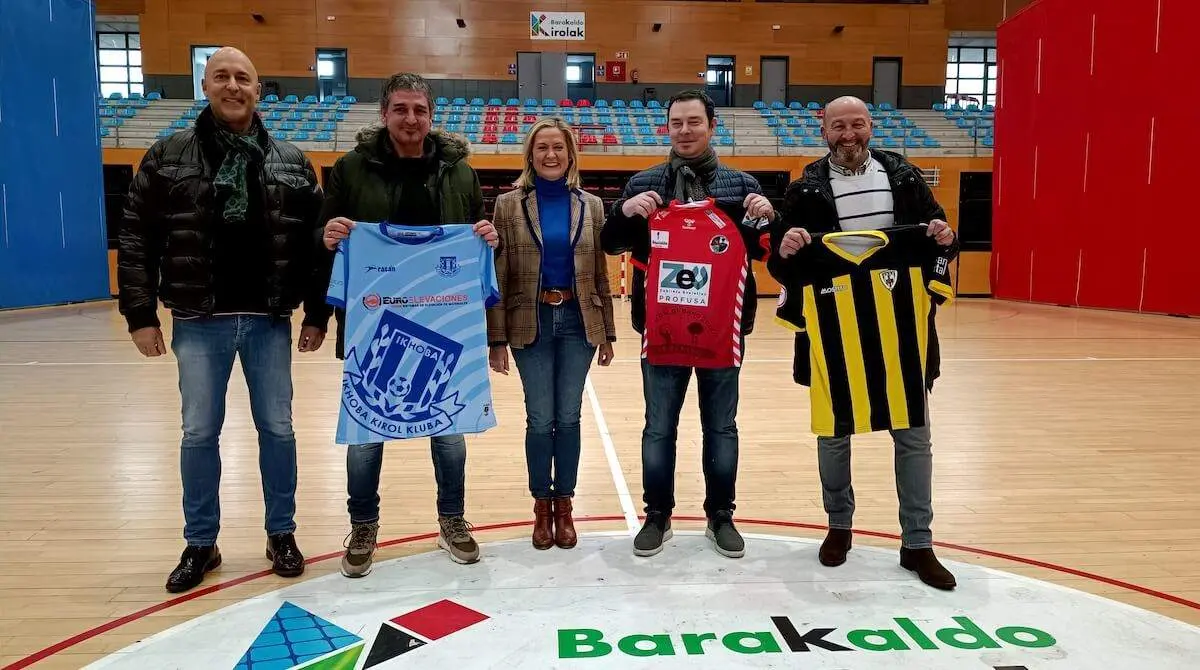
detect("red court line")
[5,515,1198,670]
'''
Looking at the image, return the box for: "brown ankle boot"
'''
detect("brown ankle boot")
[553,496,577,549]
[532,499,554,550]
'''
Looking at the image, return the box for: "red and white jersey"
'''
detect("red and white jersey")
[641,199,748,369]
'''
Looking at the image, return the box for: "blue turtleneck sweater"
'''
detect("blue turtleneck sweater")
[535,176,574,289]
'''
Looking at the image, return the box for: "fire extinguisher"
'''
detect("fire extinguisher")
[631,68,640,84]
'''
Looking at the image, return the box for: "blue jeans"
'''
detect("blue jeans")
[511,302,597,499]
[640,360,740,517]
[346,435,467,522]
[170,315,297,546]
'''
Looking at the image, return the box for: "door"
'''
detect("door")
[540,52,568,103]
[566,53,595,103]
[316,48,348,101]
[760,57,788,106]
[872,57,902,107]
[517,52,542,103]
[705,55,735,107]
[191,45,220,99]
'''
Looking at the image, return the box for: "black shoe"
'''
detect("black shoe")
[819,528,852,567]
[633,511,672,557]
[166,545,221,593]
[900,547,957,590]
[705,511,745,558]
[266,533,305,578]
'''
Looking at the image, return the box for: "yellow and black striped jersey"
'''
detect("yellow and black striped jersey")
[775,226,955,437]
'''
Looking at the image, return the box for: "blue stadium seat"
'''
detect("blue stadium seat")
[880,103,895,111]
[640,137,656,146]
[108,92,122,99]
[629,100,644,108]
[308,112,325,121]
[593,99,608,107]
[719,136,733,146]
[982,137,994,147]
[983,104,995,113]
[146,92,162,101]
[502,133,520,144]
[905,137,921,148]
[883,137,900,148]
[272,130,287,140]
[505,98,519,106]
[788,101,802,110]
[171,120,188,129]
[923,137,941,148]
[302,122,317,131]
[524,98,538,107]
[802,137,821,147]
[281,121,297,131]
[612,100,627,108]
[316,131,333,141]
[806,102,820,110]
[647,100,661,108]
[782,137,798,147]
[343,96,357,104]
[770,101,785,109]
[933,103,946,112]
[753,101,766,109]
[283,95,299,103]
[157,129,174,139]
[436,97,449,105]
[302,95,318,104]
[453,97,468,106]
[470,97,485,106]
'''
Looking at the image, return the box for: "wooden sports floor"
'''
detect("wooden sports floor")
[2,297,1199,668]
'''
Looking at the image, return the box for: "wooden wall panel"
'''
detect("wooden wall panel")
[945,0,1037,31]
[138,0,949,86]
[96,0,145,13]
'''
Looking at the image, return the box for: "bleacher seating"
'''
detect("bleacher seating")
[94,94,991,156]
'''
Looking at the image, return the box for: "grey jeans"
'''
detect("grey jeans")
[817,424,934,549]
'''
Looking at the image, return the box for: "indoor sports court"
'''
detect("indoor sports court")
[2,1,1198,669]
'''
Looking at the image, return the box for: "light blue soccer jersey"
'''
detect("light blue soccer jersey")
[326,223,500,444]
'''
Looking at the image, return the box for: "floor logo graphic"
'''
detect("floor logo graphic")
[235,600,489,670]
[559,616,1055,659]
[343,311,466,439]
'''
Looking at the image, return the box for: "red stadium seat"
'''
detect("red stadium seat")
[558,99,573,107]
[603,134,618,145]
[482,133,498,144]
[576,99,591,107]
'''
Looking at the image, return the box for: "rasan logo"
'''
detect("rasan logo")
[558,615,1055,660]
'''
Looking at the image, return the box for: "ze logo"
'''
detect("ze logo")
[658,261,712,307]
[880,269,899,291]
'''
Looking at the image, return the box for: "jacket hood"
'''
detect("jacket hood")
[353,123,471,165]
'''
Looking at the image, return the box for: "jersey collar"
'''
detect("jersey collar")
[820,230,889,265]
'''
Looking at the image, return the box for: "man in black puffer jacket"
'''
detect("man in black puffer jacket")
[601,90,777,560]
[118,47,326,595]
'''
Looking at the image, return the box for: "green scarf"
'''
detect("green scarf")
[212,125,265,223]
[669,146,719,203]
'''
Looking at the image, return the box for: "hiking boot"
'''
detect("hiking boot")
[553,496,577,549]
[532,499,554,550]
[900,547,957,590]
[438,515,480,564]
[705,511,745,558]
[633,511,672,557]
[341,522,379,578]
[820,528,853,567]
[266,533,305,578]
[165,545,221,593]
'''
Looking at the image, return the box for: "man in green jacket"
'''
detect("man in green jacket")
[318,72,498,578]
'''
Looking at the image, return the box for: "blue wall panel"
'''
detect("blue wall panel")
[0,0,110,309]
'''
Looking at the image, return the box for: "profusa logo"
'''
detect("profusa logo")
[558,616,1055,659]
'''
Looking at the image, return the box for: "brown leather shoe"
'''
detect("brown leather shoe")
[900,547,957,590]
[819,528,852,566]
[532,499,554,550]
[553,496,577,549]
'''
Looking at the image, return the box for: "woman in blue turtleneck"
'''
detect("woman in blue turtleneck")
[486,118,617,550]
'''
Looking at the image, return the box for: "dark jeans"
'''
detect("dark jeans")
[170,315,297,546]
[640,359,741,517]
[511,302,597,499]
[346,435,467,522]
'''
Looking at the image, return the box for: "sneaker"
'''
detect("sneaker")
[341,522,379,578]
[165,545,221,593]
[705,511,745,558]
[633,511,672,557]
[438,516,480,564]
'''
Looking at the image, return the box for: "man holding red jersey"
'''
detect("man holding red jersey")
[601,90,775,559]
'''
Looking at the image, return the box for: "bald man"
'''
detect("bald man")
[118,47,327,593]
[767,96,959,590]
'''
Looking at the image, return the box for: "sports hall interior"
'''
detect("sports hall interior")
[2,0,1198,668]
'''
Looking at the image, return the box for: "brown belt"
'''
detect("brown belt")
[540,288,575,305]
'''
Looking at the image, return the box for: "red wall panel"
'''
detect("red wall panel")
[993,0,1200,316]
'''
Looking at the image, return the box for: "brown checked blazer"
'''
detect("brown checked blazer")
[486,187,617,348]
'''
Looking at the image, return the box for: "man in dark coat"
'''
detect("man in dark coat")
[118,47,326,594]
[601,90,776,560]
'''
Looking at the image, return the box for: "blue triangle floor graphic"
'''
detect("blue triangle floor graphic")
[234,601,363,670]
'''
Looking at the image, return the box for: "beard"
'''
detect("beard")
[831,141,867,165]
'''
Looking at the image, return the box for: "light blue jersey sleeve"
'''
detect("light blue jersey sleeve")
[480,240,500,309]
[326,239,348,309]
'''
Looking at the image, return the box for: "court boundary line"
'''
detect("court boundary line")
[585,376,638,533]
[6,515,1200,670]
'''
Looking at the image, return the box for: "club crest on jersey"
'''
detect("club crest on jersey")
[709,235,730,254]
[342,311,466,439]
[657,260,712,307]
[437,256,461,278]
[880,269,899,291]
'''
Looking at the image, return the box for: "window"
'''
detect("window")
[97,32,142,98]
[946,36,997,108]
[566,65,582,83]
